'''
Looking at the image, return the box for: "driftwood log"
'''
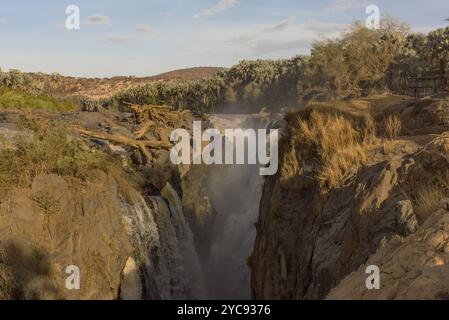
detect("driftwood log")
[73,103,190,163]
[73,127,172,162]
[125,102,190,139]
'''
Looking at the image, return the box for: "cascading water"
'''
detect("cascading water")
[119,184,205,300]
[151,183,206,299]
[119,113,276,300]
[204,163,263,299]
[198,114,270,299]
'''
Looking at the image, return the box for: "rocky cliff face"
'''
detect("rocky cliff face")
[327,199,449,299]
[5,94,449,300]
[0,172,131,299]
[0,107,209,300]
[0,105,276,300]
[252,96,449,300]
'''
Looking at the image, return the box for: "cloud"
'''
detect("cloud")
[195,0,239,18]
[136,24,152,33]
[104,37,131,44]
[220,18,347,57]
[326,0,366,13]
[227,34,255,45]
[87,14,110,26]
[0,18,7,23]
[263,18,294,32]
[303,20,348,33]
[250,39,311,55]
[227,19,295,45]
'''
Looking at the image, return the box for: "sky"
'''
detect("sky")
[0,0,448,77]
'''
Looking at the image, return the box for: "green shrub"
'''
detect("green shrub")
[0,87,77,111]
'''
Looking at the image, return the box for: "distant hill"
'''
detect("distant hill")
[147,67,225,81]
[27,67,225,100]
[107,67,225,82]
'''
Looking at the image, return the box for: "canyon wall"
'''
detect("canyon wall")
[252,96,449,299]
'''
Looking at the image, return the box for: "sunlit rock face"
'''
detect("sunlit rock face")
[251,97,449,300]
[0,172,131,300]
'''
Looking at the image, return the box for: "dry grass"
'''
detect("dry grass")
[413,183,446,220]
[294,111,375,190]
[412,134,449,219]
[31,192,62,216]
[317,145,367,190]
[385,114,401,140]
[0,115,110,191]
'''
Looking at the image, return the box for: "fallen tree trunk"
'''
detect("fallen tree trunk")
[125,102,191,139]
[72,127,172,162]
[134,120,156,139]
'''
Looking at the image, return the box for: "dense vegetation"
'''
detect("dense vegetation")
[0,69,78,111]
[108,20,448,113]
[107,56,307,113]
[1,19,449,113]
[0,87,77,111]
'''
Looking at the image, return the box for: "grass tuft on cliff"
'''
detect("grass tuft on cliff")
[281,104,376,191]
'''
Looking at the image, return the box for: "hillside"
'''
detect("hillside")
[147,67,226,82]
[23,67,224,100]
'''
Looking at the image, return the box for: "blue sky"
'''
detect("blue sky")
[0,0,448,77]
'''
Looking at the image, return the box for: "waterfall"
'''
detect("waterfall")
[119,191,160,299]
[150,184,206,299]
[119,184,205,300]
[198,114,269,299]
[119,113,277,300]
[204,163,263,299]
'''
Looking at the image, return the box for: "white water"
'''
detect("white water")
[153,183,206,299]
[120,185,205,299]
[200,114,267,299]
[120,114,274,300]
